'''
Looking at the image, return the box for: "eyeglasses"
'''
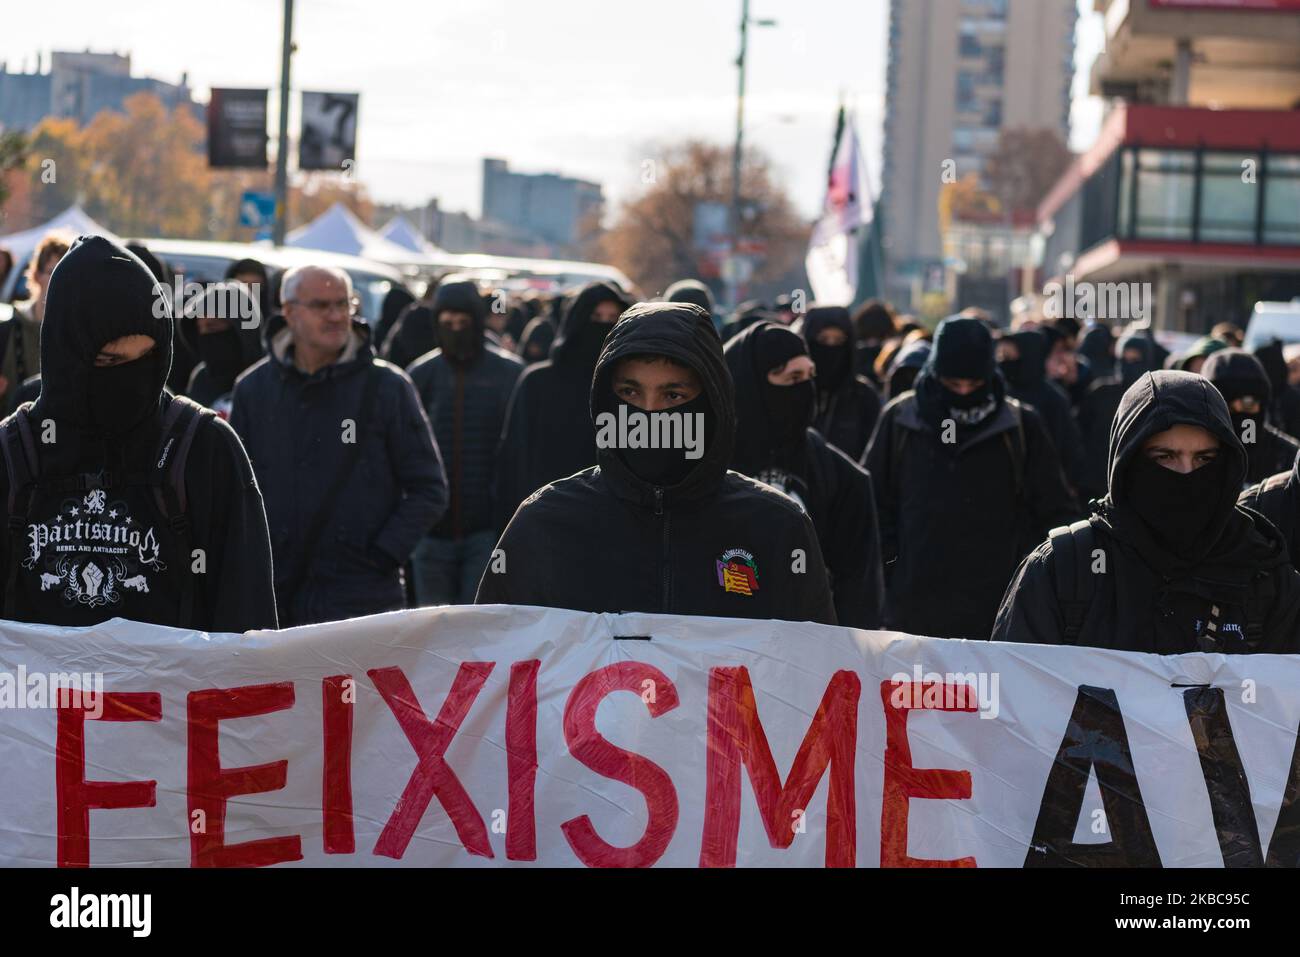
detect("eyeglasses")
[289,297,359,317]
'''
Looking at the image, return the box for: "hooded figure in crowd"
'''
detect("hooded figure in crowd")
[998,328,1086,486]
[724,321,883,627]
[886,339,930,400]
[371,284,417,354]
[1202,349,1300,487]
[1170,335,1227,374]
[1240,449,1300,570]
[852,300,897,384]
[224,257,273,322]
[863,316,1076,639]
[406,278,524,604]
[799,305,882,460]
[1077,324,1116,381]
[384,281,489,372]
[664,278,715,323]
[477,302,836,623]
[494,280,632,528]
[0,236,278,631]
[178,282,265,417]
[230,265,448,626]
[993,371,1300,653]
[1253,339,1300,440]
[1041,322,1093,407]
[517,316,555,364]
[1076,333,1159,504]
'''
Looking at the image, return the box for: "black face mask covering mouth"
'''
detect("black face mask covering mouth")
[439,325,481,365]
[761,378,816,453]
[86,354,161,438]
[1125,454,1228,556]
[611,393,712,488]
[808,343,848,392]
[198,329,245,384]
[569,321,613,368]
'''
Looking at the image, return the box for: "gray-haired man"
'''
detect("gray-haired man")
[230,265,448,626]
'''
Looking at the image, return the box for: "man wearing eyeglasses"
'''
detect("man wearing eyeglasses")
[230,265,448,626]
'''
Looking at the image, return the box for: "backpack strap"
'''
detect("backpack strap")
[1243,571,1274,647]
[150,396,214,629]
[1048,519,1096,645]
[1,405,38,619]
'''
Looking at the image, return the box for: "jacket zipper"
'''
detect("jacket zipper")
[655,488,670,612]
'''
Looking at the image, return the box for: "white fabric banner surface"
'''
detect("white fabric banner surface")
[1,604,1298,868]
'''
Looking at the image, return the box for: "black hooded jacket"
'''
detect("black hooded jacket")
[994,371,1300,653]
[1240,449,1300,569]
[864,318,1077,639]
[178,282,266,415]
[476,302,836,624]
[724,321,883,627]
[0,236,278,632]
[800,306,882,460]
[1002,330,1086,485]
[493,281,631,529]
[230,312,448,626]
[1203,348,1300,486]
[517,316,555,364]
[407,280,524,538]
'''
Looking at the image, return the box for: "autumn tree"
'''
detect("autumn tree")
[597,140,808,298]
[80,92,211,237]
[983,128,1073,216]
[19,117,89,225]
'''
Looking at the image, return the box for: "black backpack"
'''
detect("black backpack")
[1047,518,1270,649]
[0,396,213,625]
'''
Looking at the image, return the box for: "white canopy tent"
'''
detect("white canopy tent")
[378,215,446,257]
[0,205,120,262]
[286,202,423,265]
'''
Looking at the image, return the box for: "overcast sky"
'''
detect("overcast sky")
[1,0,1105,221]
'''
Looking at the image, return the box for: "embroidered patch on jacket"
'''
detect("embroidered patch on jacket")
[716,548,758,596]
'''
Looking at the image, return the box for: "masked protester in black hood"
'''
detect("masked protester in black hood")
[371,284,416,355]
[799,305,882,460]
[863,316,1077,639]
[0,236,278,631]
[1241,448,1300,569]
[852,300,898,384]
[1202,348,1300,487]
[1253,339,1300,440]
[664,278,715,323]
[724,322,884,627]
[1077,323,1116,380]
[406,278,524,605]
[493,280,631,529]
[994,371,1300,653]
[886,339,930,400]
[477,302,836,623]
[177,282,265,418]
[1076,333,1159,504]
[998,329,1086,487]
[224,257,272,321]
[382,280,484,372]
[517,316,555,364]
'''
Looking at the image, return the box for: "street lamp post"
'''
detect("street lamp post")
[728,1,776,310]
[272,0,295,246]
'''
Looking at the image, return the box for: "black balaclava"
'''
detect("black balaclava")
[36,235,172,442]
[608,392,712,487]
[723,321,814,476]
[915,316,1002,438]
[888,341,931,400]
[553,281,630,370]
[432,278,487,367]
[185,282,261,391]
[1203,348,1274,479]
[1116,334,1156,387]
[1126,453,1229,556]
[999,329,1048,391]
[801,305,854,396]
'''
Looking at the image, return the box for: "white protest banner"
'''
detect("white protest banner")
[0,604,1298,867]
